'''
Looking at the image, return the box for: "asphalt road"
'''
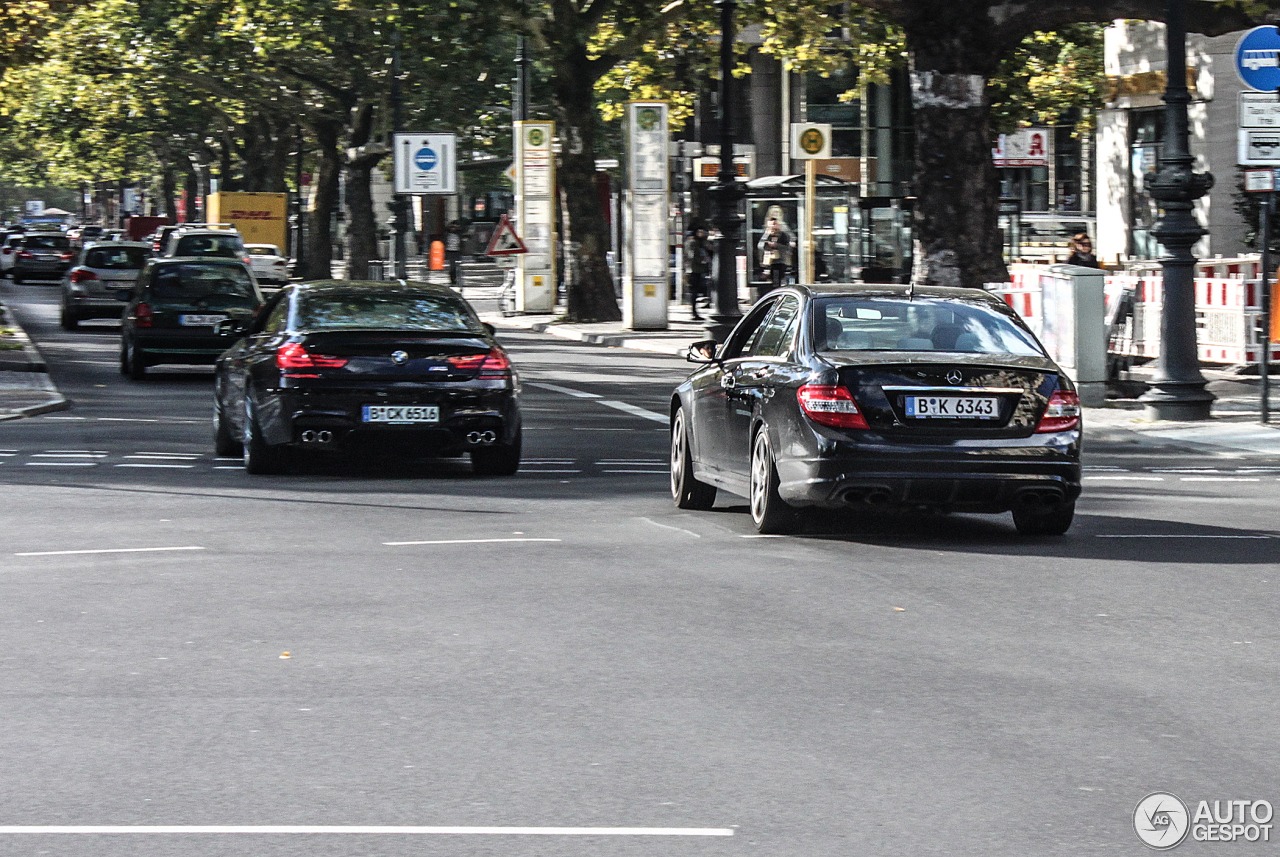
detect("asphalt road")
[2,280,1279,856]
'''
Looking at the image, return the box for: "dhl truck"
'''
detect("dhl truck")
[206,192,289,250]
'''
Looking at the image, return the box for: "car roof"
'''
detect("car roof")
[149,256,251,268]
[288,280,464,299]
[245,243,279,249]
[84,241,150,249]
[791,283,1008,303]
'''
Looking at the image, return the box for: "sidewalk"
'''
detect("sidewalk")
[484,304,1280,456]
[0,299,69,421]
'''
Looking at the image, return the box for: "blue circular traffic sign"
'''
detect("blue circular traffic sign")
[414,146,437,171]
[1236,26,1280,91]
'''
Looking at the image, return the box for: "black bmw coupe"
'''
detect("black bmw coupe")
[670,284,1082,535]
[213,281,521,475]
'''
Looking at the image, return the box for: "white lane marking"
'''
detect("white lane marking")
[1082,475,1165,481]
[1180,477,1262,482]
[25,462,98,467]
[115,464,196,469]
[603,470,667,474]
[527,381,602,399]
[524,459,576,464]
[740,534,786,538]
[598,459,664,464]
[0,826,732,836]
[213,466,242,470]
[383,538,563,546]
[214,457,243,462]
[572,427,635,431]
[132,452,202,459]
[598,400,667,423]
[14,546,206,557]
[45,416,87,420]
[1083,465,1128,471]
[1150,468,1220,473]
[522,469,582,474]
[34,451,107,457]
[639,517,701,538]
[1095,534,1274,539]
[1238,467,1280,472]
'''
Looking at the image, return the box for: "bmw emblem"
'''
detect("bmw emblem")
[946,370,963,385]
[391,350,409,365]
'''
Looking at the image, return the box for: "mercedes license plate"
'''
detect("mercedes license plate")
[905,396,999,419]
[362,405,439,424]
[179,314,227,326]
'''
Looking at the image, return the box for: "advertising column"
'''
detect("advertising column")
[624,102,670,329]
[514,122,556,312]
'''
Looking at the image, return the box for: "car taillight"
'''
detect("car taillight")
[134,302,153,328]
[70,270,98,283]
[2,247,11,255]
[60,251,74,260]
[797,384,868,430]
[17,251,32,260]
[447,348,511,379]
[276,342,348,377]
[1035,389,1081,433]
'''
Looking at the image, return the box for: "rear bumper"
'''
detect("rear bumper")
[776,431,1082,511]
[65,295,126,319]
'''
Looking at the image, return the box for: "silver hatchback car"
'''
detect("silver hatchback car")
[60,242,151,329]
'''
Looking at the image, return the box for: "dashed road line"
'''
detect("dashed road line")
[14,546,206,557]
[383,538,563,547]
[526,381,602,399]
[0,825,733,836]
[598,400,667,423]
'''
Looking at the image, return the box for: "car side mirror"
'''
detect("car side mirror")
[215,318,249,338]
[483,322,496,337]
[686,338,721,364]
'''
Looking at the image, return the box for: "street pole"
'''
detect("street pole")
[705,0,744,343]
[1137,0,1215,420]
[290,124,305,279]
[514,34,531,123]
[1263,191,1273,424]
[389,30,409,280]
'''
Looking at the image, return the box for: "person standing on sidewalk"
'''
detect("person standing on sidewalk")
[757,218,792,292]
[1065,232,1099,268]
[445,221,464,285]
[684,226,712,321]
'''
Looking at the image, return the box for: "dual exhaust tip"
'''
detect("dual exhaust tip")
[467,431,497,445]
[300,430,334,444]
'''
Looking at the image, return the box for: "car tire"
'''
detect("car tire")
[123,338,147,379]
[671,407,716,510]
[213,395,243,457]
[243,399,289,475]
[1013,500,1075,536]
[11,272,22,285]
[59,306,79,330]
[749,428,799,534]
[470,429,521,476]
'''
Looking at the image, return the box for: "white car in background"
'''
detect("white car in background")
[245,243,289,287]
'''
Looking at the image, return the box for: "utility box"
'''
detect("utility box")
[206,192,288,249]
[124,216,172,242]
[1041,264,1107,407]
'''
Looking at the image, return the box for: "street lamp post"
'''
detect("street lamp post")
[388,30,410,280]
[1138,0,1215,420]
[290,124,305,278]
[705,0,744,343]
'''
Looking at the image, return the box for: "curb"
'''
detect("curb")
[0,299,69,419]
[0,311,48,372]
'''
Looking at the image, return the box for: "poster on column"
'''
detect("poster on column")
[514,122,556,313]
[624,102,670,329]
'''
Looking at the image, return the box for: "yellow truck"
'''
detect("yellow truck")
[205,192,289,250]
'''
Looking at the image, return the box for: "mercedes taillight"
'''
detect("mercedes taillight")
[1035,389,1081,432]
[797,384,869,430]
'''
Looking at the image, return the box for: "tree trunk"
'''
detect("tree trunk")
[552,64,620,321]
[902,7,1008,288]
[182,163,199,223]
[344,103,382,282]
[160,162,177,221]
[305,119,342,280]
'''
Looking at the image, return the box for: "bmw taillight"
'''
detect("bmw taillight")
[1035,389,1081,433]
[276,342,348,378]
[134,302,153,328]
[60,251,74,261]
[797,384,869,430]
[17,251,32,260]
[446,348,511,379]
[70,269,98,284]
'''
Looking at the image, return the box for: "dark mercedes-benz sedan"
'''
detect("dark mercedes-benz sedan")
[213,281,521,476]
[670,284,1082,535]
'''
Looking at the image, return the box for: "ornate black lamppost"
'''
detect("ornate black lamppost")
[1138,0,1215,420]
[705,0,744,343]
[388,30,410,280]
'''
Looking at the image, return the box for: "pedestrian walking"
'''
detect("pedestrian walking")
[1065,232,1099,268]
[757,218,793,292]
[684,226,712,320]
[445,221,464,285]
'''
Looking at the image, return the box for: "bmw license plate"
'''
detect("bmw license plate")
[179,314,227,326]
[362,405,439,424]
[905,396,999,419]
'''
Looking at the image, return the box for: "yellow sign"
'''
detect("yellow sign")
[532,275,544,289]
[800,129,825,155]
[643,283,656,297]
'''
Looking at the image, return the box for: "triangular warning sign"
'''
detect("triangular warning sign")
[484,214,528,256]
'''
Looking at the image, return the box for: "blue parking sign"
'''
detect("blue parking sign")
[1237,26,1280,91]
[414,147,437,171]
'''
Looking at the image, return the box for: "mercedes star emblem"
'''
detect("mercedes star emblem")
[391,350,409,365]
[946,370,963,385]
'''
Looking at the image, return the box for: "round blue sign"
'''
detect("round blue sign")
[1236,26,1280,91]
[414,147,437,171]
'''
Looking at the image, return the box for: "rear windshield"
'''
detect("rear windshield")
[174,233,243,258]
[24,235,71,251]
[246,246,280,256]
[813,296,1045,357]
[296,292,484,333]
[85,247,148,270]
[149,264,258,306]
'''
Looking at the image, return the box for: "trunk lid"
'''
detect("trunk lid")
[297,331,497,381]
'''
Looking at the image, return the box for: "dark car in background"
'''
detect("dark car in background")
[670,284,1082,535]
[12,232,74,283]
[60,241,150,329]
[120,258,263,379]
[212,281,521,476]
